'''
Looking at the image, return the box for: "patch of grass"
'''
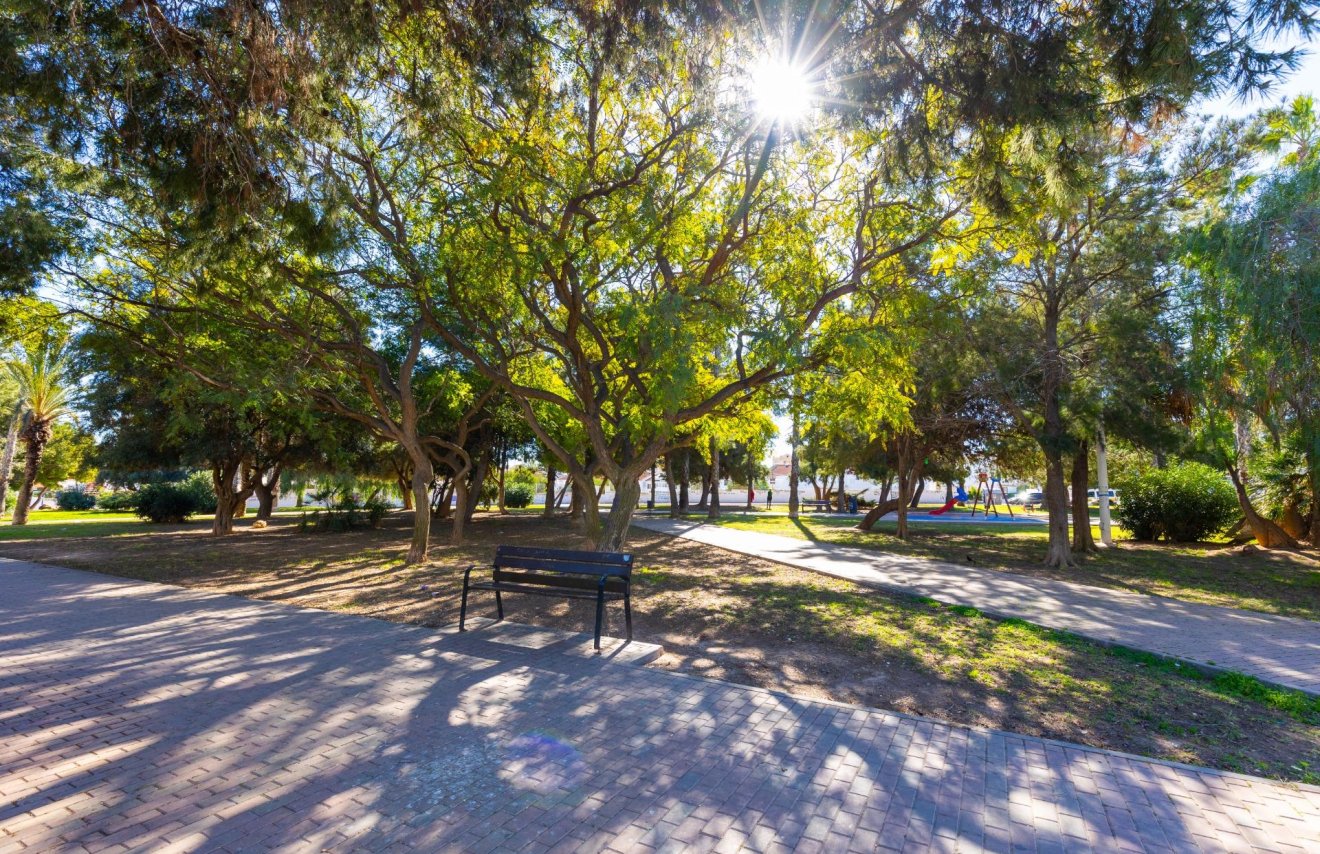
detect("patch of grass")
[0,510,153,541]
[703,511,1320,620]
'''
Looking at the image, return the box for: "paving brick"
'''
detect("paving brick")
[1,557,1317,853]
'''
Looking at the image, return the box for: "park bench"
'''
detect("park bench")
[803,499,835,512]
[460,545,634,651]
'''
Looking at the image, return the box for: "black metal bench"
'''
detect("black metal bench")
[460,545,634,651]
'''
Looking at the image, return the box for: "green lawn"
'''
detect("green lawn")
[0,509,151,540]
[697,510,1320,621]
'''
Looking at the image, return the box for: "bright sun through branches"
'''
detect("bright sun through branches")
[749,56,815,128]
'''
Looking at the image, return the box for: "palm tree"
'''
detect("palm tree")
[0,373,20,516]
[5,339,71,525]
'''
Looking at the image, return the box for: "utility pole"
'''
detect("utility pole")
[1096,421,1113,547]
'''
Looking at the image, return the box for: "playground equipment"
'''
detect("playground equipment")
[928,484,970,515]
[968,471,1014,519]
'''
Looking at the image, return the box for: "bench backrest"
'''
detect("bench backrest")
[493,545,633,579]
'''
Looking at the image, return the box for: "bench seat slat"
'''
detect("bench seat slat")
[495,554,633,577]
[469,581,627,600]
[496,545,632,567]
[491,570,628,593]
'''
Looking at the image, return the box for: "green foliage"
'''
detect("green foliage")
[96,489,137,511]
[299,487,388,532]
[34,421,97,484]
[132,482,201,524]
[503,483,534,509]
[1115,462,1239,542]
[295,491,385,530]
[54,489,95,510]
[181,471,218,514]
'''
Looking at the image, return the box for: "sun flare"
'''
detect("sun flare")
[749,56,814,127]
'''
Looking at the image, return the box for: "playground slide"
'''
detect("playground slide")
[928,498,959,515]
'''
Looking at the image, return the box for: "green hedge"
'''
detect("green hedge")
[1115,462,1239,542]
[503,484,534,508]
[133,483,202,523]
[56,490,97,511]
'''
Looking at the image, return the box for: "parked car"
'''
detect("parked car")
[1087,488,1118,506]
[1012,490,1045,507]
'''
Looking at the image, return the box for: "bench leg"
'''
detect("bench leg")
[460,579,470,632]
[593,589,605,652]
[495,589,504,622]
[624,592,633,641]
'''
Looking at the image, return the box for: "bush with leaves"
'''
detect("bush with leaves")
[299,489,389,532]
[96,489,138,511]
[55,489,96,511]
[181,471,218,514]
[1115,462,1239,542]
[133,482,201,523]
[503,484,534,508]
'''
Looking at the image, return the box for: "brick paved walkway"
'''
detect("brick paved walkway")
[634,519,1320,696]
[2,558,1319,853]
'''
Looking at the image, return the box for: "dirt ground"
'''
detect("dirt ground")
[2,510,1317,782]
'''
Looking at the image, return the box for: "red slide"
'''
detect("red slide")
[928,498,959,515]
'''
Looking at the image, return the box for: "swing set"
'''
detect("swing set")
[968,470,1015,519]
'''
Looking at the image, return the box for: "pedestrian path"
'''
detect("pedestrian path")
[2,557,1318,852]
[633,519,1320,696]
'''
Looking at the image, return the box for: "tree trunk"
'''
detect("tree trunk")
[399,476,414,510]
[856,499,901,531]
[695,458,710,510]
[1039,296,1074,568]
[665,455,680,519]
[1070,441,1096,553]
[744,454,756,510]
[211,463,239,536]
[1095,423,1113,547]
[908,477,924,509]
[496,440,508,514]
[544,461,557,517]
[1042,450,1074,567]
[894,440,922,540]
[578,473,603,543]
[945,481,954,503]
[433,476,453,519]
[451,475,469,545]
[569,478,584,521]
[11,419,52,526]
[1227,466,1297,548]
[679,451,690,511]
[254,464,282,521]
[407,459,434,562]
[464,451,490,522]
[598,471,642,551]
[1305,439,1320,545]
[837,469,847,512]
[707,440,721,520]
[788,416,800,519]
[0,413,19,517]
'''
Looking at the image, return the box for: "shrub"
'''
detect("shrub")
[504,484,534,509]
[55,490,97,511]
[299,491,389,532]
[1115,462,1239,542]
[96,490,138,511]
[133,483,201,524]
[181,471,218,514]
